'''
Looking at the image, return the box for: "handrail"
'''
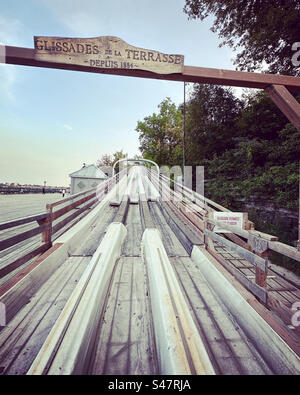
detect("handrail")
[146,169,300,303]
[112,158,160,176]
[0,212,49,231]
[0,169,127,280]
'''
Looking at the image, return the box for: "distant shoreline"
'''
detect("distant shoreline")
[0,186,69,195]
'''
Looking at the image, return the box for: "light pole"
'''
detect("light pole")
[183,82,186,184]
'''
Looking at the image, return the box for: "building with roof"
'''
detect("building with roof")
[69,164,107,195]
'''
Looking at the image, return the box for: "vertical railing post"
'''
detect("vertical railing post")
[203,211,210,249]
[248,234,269,289]
[255,250,268,289]
[41,204,53,247]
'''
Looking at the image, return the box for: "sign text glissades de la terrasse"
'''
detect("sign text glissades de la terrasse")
[34,36,184,74]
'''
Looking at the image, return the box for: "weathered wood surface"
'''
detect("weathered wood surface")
[90,257,158,375]
[71,203,118,257]
[197,247,300,358]
[121,205,143,257]
[0,193,100,285]
[0,169,299,375]
[0,256,89,374]
[211,243,300,330]
[3,45,300,91]
[148,202,189,257]
[0,212,48,231]
[204,229,268,272]
[265,84,300,131]
[171,256,272,374]
[34,36,184,75]
[0,243,50,279]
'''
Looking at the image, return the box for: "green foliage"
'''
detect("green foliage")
[183,0,300,76]
[185,85,242,164]
[198,89,300,213]
[136,98,183,166]
[96,150,127,169]
[135,88,299,268]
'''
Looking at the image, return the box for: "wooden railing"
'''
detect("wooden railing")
[0,213,52,279]
[0,169,127,280]
[148,168,300,303]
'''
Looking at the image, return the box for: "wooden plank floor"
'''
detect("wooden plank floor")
[90,204,158,375]
[0,189,299,374]
[213,242,300,335]
[148,202,189,257]
[88,204,283,375]
[89,256,158,375]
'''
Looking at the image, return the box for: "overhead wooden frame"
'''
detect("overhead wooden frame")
[1,43,300,132]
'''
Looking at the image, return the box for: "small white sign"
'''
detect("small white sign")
[213,212,244,233]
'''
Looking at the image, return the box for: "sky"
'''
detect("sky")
[0,0,238,187]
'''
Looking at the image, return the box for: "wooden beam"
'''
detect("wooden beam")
[51,198,98,235]
[265,84,300,131]
[193,247,300,357]
[0,242,65,322]
[2,45,300,91]
[0,243,60,299]
[0,243,50,279]
[204,229,267,272]
[51,192,96,221]
[0,212,48,231]
[205,245,268,303]
[0,223,48,252]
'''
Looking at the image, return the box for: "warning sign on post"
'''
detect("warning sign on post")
[213,212,245,233]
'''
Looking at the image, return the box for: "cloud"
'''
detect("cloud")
[0,15,29,102]
[0,15,28,46]
[0,64,16,102]
[41,0,112,36]
[63,124,73,131]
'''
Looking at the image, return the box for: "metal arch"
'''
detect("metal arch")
[112,158,160,176]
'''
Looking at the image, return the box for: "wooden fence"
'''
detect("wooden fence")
[0,170,127,280]
[148,168,300,304]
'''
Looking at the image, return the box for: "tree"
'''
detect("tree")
[185,84,242,164]
[136,98,183,166]
[183,0,300,76]
[96,150,127,169]
[111,150,127,166]
[97,153,114,167]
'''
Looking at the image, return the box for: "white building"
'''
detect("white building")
[69,164,108,195]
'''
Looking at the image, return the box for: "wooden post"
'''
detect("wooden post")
[248,234,269,289]
[255,250,268,288]
[265,84,300,132]
[41,204,53,247]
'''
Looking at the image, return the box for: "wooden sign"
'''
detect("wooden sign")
[213,212,245,233]
[34,36,184,74]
